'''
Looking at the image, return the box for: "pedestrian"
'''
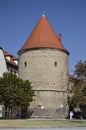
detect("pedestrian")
[70,111,73,120]
[16,110,20,119]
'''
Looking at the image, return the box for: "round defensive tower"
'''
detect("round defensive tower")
[18,15,69,118]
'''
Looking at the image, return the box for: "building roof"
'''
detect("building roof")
[4,51,13,57]
[68,74,76,80]
[18,15,69,55]
[4,51,18,60]
[3,51,18,67]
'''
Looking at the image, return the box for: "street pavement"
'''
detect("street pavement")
[0,128,86,130]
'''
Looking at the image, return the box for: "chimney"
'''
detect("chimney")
[58,33,62,42]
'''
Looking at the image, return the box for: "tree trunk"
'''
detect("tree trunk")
[10,108,12,117]
[21,106,28,119]
[5,107,7,117]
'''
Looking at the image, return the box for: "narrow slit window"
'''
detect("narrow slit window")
[14,70,16,74]
[10,69,13,73]
[24,62,27,67]
[54,62,57,67]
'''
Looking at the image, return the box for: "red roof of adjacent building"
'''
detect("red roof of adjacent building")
[68,74,76,80]
[3,51,18,67]
[18,15,69,54]
[4,51,18,60]
[4,51,12,57]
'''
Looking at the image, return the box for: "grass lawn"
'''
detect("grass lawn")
[0,119,86,128]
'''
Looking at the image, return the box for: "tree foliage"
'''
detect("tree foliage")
[74,60,86,79]
[69,60,86,110]
[0,72,35,117]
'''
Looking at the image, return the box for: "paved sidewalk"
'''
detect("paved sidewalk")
[0,128,86,130]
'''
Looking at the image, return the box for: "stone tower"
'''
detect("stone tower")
[18,15,69,118]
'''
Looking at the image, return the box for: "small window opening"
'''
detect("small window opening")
[14,70,16,74]
[54,62,57,67]
[38,103,42,108]
[24,62,27,67]
[38,104,41,108]
[11,69,13,73]
[53,82,56,85]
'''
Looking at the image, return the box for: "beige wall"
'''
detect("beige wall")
[19,49,68,90]
[19,49,69,118]
[0,48,7,77]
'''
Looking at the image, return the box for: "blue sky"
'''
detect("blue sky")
[0,0,86,74]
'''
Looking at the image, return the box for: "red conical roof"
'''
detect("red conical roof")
[18,15,69,54]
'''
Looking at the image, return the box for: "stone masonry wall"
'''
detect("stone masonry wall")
[19,49,69,118]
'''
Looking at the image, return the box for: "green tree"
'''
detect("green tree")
[74,60,86,79]
[0,72,35,118]
[69,60,86,118]
[14,79,35,118]
[0,72,18,116]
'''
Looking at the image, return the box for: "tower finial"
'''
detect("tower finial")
[42,11,45,17]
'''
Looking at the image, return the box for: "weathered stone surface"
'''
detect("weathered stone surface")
[19,49,69,118]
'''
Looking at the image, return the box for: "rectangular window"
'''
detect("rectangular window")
[10,69,13,73]
[54,62,57,67]
[24,62,27,67]
[14,70,16,74]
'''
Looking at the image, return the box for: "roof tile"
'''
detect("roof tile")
[18,15,69,54]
